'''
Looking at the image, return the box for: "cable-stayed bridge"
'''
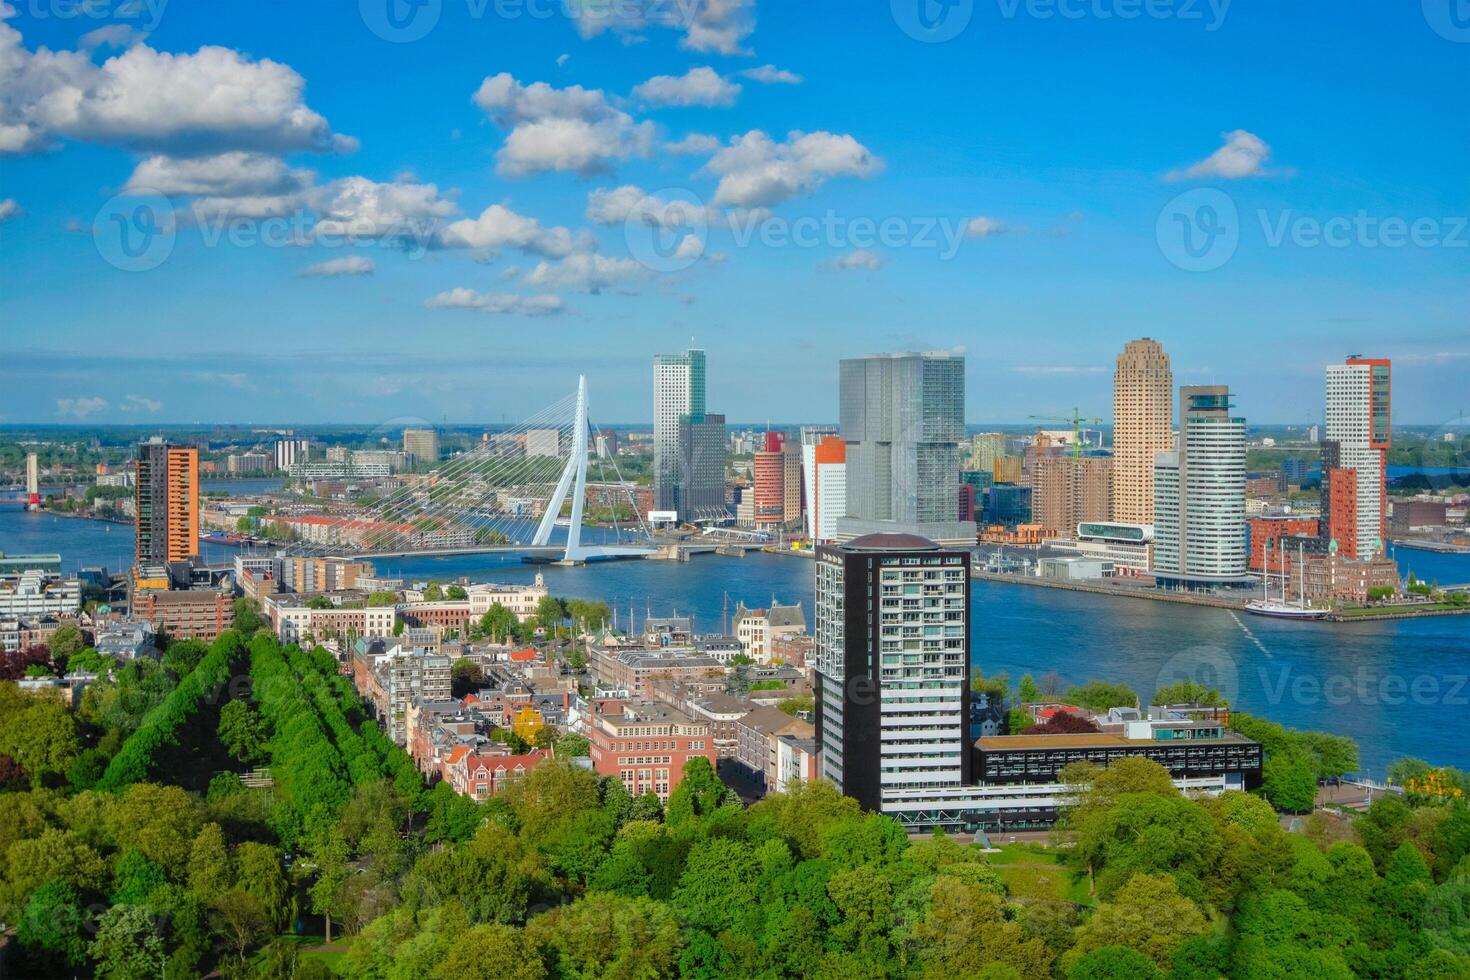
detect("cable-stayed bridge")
[280,376,657,565]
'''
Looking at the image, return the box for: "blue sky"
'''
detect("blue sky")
[0,0,1466,426]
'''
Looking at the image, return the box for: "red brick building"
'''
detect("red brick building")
[1327,468,1361,558]
[133,589,234,641]
[586,700,717,802]
[444,746,551,802]
[1249,516,1320,573]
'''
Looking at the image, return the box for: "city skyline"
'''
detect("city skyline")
[1,4,1466,425]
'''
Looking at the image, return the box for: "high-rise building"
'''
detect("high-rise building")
[1032,456,1112,540]
[1112,338,1174,526]
[676,412,727,523]
[967,432,1008,473]
[135,440,199,567]
[1321,357,1391,558]
[594,430,619,459]
[403,428,439,465]
[814,533,970,818]
[655,349,716,521]
[804,436,847,543]
[1151,386,1247,584]
[524,428,563,458]
[835,352,973,544]
[274,438,309,471]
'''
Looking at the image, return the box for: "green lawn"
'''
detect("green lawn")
[1336,601,1467,617]
[984,843,1094,907]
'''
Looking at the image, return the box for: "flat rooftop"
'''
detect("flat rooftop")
[977,732,1254,750]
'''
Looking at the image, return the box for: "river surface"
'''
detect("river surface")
[3,505,1467,775]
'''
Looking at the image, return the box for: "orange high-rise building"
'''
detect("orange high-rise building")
[135,441,200,568]
[1112,338,1174,525]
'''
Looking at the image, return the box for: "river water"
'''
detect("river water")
[2,504,1466,775]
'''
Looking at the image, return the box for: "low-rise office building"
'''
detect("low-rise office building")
[133,589,234,640]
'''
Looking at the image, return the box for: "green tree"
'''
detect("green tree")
[424,583,445,602]
[1151,681,1226,706]
[16,880,90,972]
[217,699,267,764]
[447,585,469,600]
[1067,946,1163,979]
[535,595,567,633]
[1263,751,1319,812]
[90,905,165,980]
[47,623,85,663]
[1064,873,1208,971]
[211,887,271,963]
[188,822,233,896]
[1018,673,1041,703]
[1066,680,1139,712]
[232,597,264,634]
[477,604,522,643]
[367,591,399,606]
[0,694,80,785]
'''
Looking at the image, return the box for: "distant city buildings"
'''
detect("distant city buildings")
[1152,386,1248,585]
[654,348,726,523]
[835,352,973,545]
[274,438,309,471]
[1322,356,1392,558]
[1111,338,1174,526]
[803,435,847,542]
[403,428,440,465]
[1031,455,1112,540]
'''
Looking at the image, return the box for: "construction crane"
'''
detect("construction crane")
[1028,408,1103,459]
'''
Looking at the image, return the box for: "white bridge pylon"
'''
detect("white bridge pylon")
[532,375,657,563]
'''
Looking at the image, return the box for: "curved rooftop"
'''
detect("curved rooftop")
[842,532,941,552]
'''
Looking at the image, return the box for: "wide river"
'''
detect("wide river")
[4,493,1467,775]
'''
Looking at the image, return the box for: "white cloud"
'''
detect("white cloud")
[556,53,569,67]
[78,25,146,51]
[434,203,580,257]
[672,234,705,262]
[121,394,162,412]
[524,253,649,294]
[0,197,20,223]
[633,67,740,107]
[569,0,755,56]
[309,176,456,240]
[471,72,654,177]
[826,248,882,271]
[703,130,882,209]
[1168,129,1273,181]
[965,216,1007,238]
[424,288,565,316]
[56,396,108,418]
[665,133,721,156]
[301,255,375,278]
[0,15,350,155]
[741,64,802,85]
[125,151,312,197]
[585,185,708,228]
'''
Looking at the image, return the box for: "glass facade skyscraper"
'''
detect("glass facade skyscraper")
[654,349,724,522]
[835,352,972,544]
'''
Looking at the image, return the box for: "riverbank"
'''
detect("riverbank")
[970,569,1248,609]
